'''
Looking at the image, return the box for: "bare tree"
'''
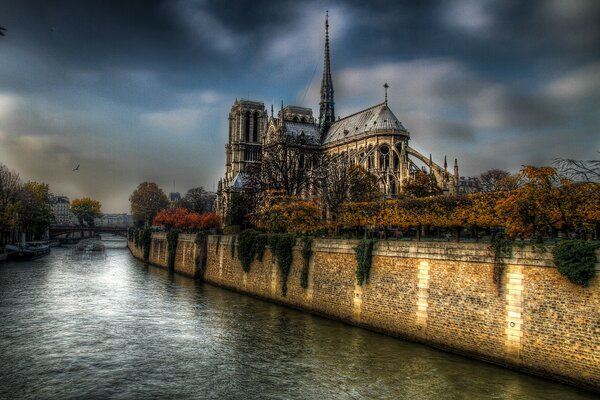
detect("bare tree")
[318,154,352,217]
[554,157,600,183]
[478,169,511,192]
[317,154,382,218]
[254,134,321,197]
[181,187,215,213]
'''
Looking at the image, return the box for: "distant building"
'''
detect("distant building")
[50,195,73,225]
[203,192,217,212]
[458,176,481,194]
[94,214,132,227]
[169,192,181,204]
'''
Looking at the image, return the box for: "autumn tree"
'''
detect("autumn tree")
[252,195,323,234]
[70,197,102,226]
[129,182,169,227]
[403,171,442,198]
[467,192,503,239]
[0,164,22,234]
[495,166,562,239]
[18,181,54,239]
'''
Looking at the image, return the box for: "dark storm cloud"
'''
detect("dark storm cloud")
[0,0,598,211]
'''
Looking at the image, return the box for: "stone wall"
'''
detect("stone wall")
[130,234,599,392]
[128,233,200,278]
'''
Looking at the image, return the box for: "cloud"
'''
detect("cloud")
[141,108,205,133]
[544,62,600,104]
[441,0,495,34]
[169,0,243,53]
[260,4,353,80]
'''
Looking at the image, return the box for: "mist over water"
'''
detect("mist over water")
[0,245,595,399]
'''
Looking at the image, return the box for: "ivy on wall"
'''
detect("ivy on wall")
[355,239,376,285]
[141,228,152,262]
[238,229,260,273]
[553,240,598,287]
[269,233,296,296]
[254,234,269,262]
[214,235,221,255]
[128,227,152,263]
[300,236,313,289]
[489,232,513,289]
[195,231,208,278]
[166,229,180,272]
[230,235,236,258]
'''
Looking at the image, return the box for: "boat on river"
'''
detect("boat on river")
[5,241,51,261]
[70,239,106,260]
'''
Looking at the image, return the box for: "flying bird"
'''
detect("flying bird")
[0,27,6,37]
[73,164,80,171]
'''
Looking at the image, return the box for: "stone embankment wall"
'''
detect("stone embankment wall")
[128,233,200,278]
[129,234,599,392]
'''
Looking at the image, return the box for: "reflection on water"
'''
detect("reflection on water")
[0,245,596,399]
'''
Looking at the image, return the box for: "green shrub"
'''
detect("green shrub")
[355,239,376,285]
[223,225,240,235]
[300,236,313,289]
[553,240,598,287]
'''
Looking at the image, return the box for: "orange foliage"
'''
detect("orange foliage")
[153,208,221,230]
[253,196,324,234]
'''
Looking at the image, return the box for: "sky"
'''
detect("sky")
[0,0,599,212]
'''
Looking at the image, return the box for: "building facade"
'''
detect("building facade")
[50,195,73,225]
[217,14,459,216]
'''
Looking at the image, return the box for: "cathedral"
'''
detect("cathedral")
[216,14,459,217]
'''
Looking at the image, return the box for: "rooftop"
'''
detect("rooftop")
[323,102,408,145]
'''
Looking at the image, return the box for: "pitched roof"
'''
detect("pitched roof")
[283,121,320,143]
[323,102,408,145]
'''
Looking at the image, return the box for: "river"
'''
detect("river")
[0,241,595,399]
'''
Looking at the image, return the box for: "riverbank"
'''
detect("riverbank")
[128,234,600,393]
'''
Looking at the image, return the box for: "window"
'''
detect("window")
[252,112,258,142]
[244,112,250,142]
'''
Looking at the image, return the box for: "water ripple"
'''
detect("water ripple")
[0,247,596,399]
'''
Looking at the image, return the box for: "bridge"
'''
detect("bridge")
[49,226,129,242]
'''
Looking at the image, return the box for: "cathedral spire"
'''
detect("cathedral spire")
[319,10,335,140]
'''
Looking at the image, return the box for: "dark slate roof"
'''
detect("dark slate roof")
[323,102,408,145]
[231,173,245,189]
[283,121,320,143]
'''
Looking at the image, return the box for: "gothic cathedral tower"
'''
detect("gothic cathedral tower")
[319,11,335,140]
[224,99,267,186]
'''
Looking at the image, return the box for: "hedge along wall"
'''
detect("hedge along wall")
[128,233,599,392]
[203,235,600,393]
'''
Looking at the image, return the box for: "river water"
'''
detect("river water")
[0,242,596,399]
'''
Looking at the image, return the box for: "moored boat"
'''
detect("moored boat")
[5,241,51,261]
